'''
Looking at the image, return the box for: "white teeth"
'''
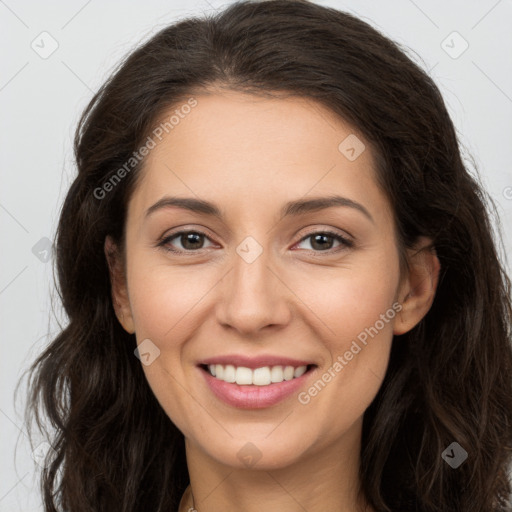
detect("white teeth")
[270,366,284,383]
[223,364,236,383]
[206,364,309,385]
[294,366,307,378]
[253,367,271,386]
[235,367,253,385]
[283,366,295,381]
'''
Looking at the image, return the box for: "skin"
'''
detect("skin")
[106,90,440,512]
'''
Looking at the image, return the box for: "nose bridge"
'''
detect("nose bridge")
[217,236,290,333]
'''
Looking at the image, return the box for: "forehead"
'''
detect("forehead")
[128,91,392,226]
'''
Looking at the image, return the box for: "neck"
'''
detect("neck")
[180,418,374,512]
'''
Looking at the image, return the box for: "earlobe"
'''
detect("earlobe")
[393,237,441,336]
[104,236,136,334]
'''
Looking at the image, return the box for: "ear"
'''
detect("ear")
[393,236,441,336]
[104,236,135,334]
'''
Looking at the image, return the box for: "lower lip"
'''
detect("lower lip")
[199,366,315,409]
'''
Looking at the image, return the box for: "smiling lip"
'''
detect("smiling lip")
[197,354,317,409]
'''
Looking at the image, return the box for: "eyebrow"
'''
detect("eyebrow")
[144,194,374,224]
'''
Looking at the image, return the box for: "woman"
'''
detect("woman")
[23,0,512,510]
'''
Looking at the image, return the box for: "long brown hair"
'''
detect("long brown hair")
[20,1,512,510]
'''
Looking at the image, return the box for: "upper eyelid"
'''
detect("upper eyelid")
[296,226,353,242]
[160,225,352,240]
[161,220,353,235]
[160,227,217,244]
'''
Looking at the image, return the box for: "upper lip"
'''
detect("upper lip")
[199,354,315,369]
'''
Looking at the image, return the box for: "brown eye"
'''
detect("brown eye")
[295,230,353,252]
[177,232,206,250]
[159,230,214,253]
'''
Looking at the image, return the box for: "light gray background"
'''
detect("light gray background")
[1,0,511,510]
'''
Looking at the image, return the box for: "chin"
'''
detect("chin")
[189,428,313,470]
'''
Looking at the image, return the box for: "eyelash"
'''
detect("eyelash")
[156,228,354,255]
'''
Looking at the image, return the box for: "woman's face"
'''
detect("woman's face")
[109,90,433,470]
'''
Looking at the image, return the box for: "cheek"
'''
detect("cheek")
[127,258,210,341]
[297,251,400,345]
[330,274,397,344]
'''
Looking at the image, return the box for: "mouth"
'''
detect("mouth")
[197,361,318,409]
[199,363,316,385]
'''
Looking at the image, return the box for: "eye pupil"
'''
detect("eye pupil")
[182,232,203,250]
[311,234,333,251]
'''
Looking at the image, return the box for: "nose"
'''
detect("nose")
[215,245,292,336]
